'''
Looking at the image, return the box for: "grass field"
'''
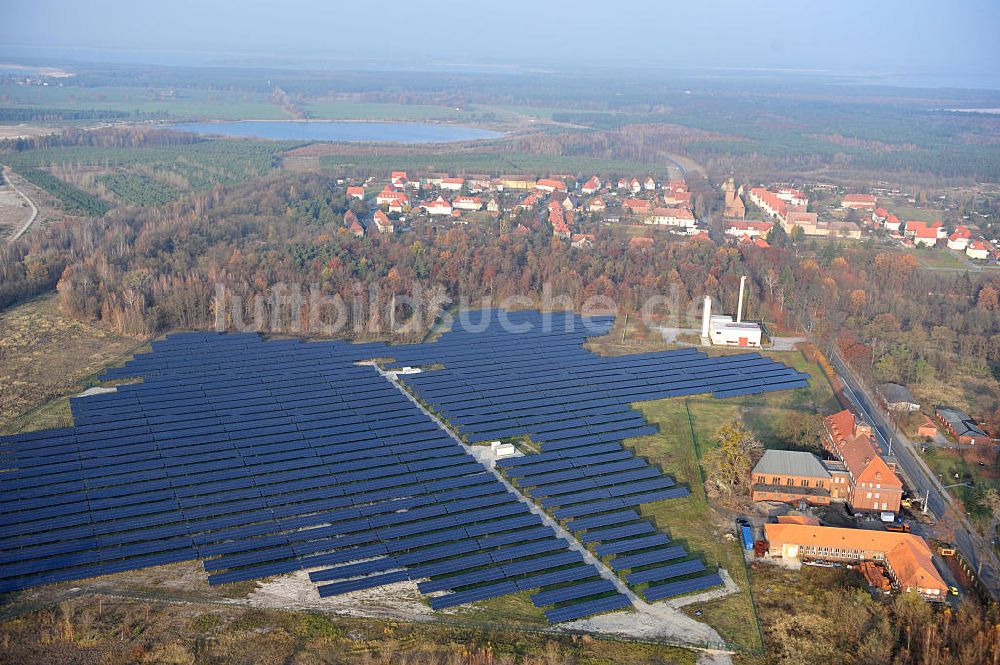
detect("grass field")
[882,205,948,223]
[0,84,288,120]
[627,397,761,653]
[905,247,970,269]
[620,349,838,653]
[920,444,999,525]
[0,295,146,434]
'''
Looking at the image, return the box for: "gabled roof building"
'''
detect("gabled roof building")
[751,450,834,506]
[947,225,972,251]
[764,523,947,601]
[842,194,877,209]
[935,406,990,445]
[823,409,903,513]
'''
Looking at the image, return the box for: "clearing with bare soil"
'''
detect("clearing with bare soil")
[0,166,71,238]
[0,295,145,433]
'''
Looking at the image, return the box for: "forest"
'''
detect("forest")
[1,129,297,210]
[0,107,130,122]
[15,167,111,216]
[1,171,997,416]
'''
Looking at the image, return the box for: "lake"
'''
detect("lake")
[167,121,503,143]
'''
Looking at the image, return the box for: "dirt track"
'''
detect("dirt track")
[2,166,39,241]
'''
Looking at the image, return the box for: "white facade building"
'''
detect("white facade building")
[709,316,763,347]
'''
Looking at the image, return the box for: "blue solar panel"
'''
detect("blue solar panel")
[643,572,723,601]
[501,551,583,576]
[488,538,567,563]
[1,311,805,618]
[607,478,676,497]
[553,499,627,520]
[609,546,687,571]
[539,488,612,508]
[594,534,670,557]
[418,566,508,593]
[580,522,655,543]
[626,559,706,585]
[544,593,631,623]
[429,580,519,609]
[464,513,539,537]
[476,526,552,550]
[530,579,617,606]
[565,511,641,532]
[406,552,494,579]
[618,488,689,506]
[395,540,481,566]
[513,564,598,591]
[318,570,408,598]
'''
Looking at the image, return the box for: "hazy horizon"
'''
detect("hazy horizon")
[3,0,1000,90]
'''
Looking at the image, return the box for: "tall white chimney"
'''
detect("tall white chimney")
[736,276,747,323]
[701,295,712,338]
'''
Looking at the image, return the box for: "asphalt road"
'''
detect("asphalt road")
[827,348,1000,600]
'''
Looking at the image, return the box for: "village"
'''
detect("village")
[335,169,1000,264]
[336,170,698,252]
[727,182,997,261]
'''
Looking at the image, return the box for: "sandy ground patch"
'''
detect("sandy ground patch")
[0,183,30,238]
[245,564,733,649]
[247,572,437,620]
[0,124,61,140]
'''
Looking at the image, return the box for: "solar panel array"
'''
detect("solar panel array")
[498,443,722,601]
[1,310,805,620]
[383,311,806,602]
[388,312,808,446]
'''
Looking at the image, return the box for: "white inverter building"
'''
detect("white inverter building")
[701,276,763,348]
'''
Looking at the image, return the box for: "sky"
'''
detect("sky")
[2,0,1000,88]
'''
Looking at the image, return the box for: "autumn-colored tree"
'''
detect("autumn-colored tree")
[978,284,1000,311]
[849,288,867,315]
[703,419,763,504]
[776,411,825,454]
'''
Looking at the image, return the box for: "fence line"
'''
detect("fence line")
[683,399,766,656]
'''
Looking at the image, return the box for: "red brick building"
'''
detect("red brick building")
[824,410,903,513]
[935,406,991,445]
[751,450,835,506]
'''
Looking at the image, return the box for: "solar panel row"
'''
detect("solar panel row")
[626,559,707,586]
[642,572,724,602]
[544,593,631,623]
[530,579,616,606]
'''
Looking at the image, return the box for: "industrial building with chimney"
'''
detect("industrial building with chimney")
[701,276,763,347]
